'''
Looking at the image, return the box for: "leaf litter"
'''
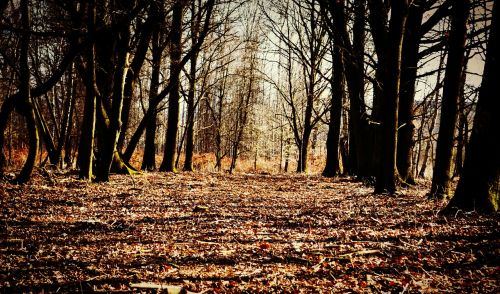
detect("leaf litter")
[0,172,498,293]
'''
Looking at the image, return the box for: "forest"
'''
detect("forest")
[0,0,499,292]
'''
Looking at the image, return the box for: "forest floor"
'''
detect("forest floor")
[0,171,499,293]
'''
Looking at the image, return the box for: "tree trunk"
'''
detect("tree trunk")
[454,53,470,178]
[184,0,202,172]
[297,105,312,173]
[14,0,38,184]
[78,0,97,180]
[95,20,131,182]
[326,0,368,177]
[444,1,499,213]
[160,0,184,172]
[33,98,58,164]
[374,0,408,194]
[397,1,424,184]
[322,45,344,177]
[117,3,157,151]
[54,63,76,168]
[141,24,162,171]
[430,0,470,199]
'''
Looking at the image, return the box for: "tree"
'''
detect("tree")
[183,0,203,172]
[15,0,39,183]
[443,0,499,213]
[123,0,216,164]
[141,3,166,171]
[319,0,370,178]
[78,0,97,180]
[397,0,454,184]
[160,0,185,172]
[429,0,470,199]
[263,0,330,173]
[322,45,344,177]
[0,0,86,182]
[0,0,40,183]
[371,0,409,194]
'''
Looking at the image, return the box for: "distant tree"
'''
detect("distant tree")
[443,0,499,213]
[263,0,330,173]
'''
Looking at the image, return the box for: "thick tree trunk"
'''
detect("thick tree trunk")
[444,1,499,213]
[323,46,344,177]
[349,0,368,178]
[374,1,408,194]
[96,22,130,182]
[397,2,424,184]
[326,0,368,177]
[430,0,470,199]
[160,0,184,172]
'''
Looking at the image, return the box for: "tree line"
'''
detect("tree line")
[0,0,498,212]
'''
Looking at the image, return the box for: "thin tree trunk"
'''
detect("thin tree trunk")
[78,0,97,180]
[184,0,202,172]
[54,62,76,168]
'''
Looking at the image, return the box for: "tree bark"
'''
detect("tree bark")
[322,0,368,177]
[55,63,76,168]
[117,3,157,151]
[14,0,39,184]
[397,1,424,184]
[95,16,131,182]
[430,0,470,199]
[141,20,162,171]
[160,0,184,172]
[184,0,202,172]
[78,0,97,180]
[322,45,344,177]
[374,0,408,194]
[444,1,499,213]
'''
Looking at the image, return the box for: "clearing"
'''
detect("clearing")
[0,172,498,293]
